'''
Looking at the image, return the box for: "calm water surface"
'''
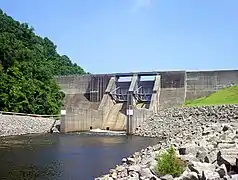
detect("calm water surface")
[0,133,159,180]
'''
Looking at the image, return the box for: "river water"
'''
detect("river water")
[0,133,159,180]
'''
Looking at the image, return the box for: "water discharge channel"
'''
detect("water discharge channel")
[0,133,159,180]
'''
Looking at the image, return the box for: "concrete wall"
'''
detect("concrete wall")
[63,94,100,110]
[62,107,103,132]
[88,75,112,102]
[186,70,238,100]
[130,108,153,134]
[56,75,111,132]
[56,75,91,94]
[56,76,94,110]
[159,71,186,110]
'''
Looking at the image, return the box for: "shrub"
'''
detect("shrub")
[156,146,186,177]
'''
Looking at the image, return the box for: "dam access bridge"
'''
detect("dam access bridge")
[56,70,238,134]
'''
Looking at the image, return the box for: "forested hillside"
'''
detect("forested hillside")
[0,9,86,115]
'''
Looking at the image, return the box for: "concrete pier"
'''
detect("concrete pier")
[55,69,238,134]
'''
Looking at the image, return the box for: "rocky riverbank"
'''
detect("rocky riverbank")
[95,104,238,180]
[0,114,56,137]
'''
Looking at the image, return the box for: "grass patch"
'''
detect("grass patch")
[156,146,186,177]
[185,85,238,106]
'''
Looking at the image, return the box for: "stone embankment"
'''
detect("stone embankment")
[0,114,57,137]
[136,104,238,139]
[96,105,238,180]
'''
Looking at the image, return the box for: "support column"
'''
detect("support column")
[127,74,139,135]
[104,76,117,94]
[149,74,161,114]
[184,71,187,104]
[98,76,117,128]
[60,109,66,132]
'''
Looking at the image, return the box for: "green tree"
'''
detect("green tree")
[0,9,85,115]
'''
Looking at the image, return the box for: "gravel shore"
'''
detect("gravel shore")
[96,104,238,180]
[0,114,55,137]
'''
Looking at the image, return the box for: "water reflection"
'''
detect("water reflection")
[0,134,55,148]
[0,133,159,180]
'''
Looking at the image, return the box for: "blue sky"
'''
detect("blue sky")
[0,0,237,73]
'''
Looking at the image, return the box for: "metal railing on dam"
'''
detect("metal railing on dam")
[56,69,238,134]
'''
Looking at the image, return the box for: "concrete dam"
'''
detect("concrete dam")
[56,69,238,134]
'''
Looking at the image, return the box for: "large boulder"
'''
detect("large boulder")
[188,161,215,175]
[201,170,220,180]
[178,143,198,156]
[215,164,227,178]
[217,149,238,172]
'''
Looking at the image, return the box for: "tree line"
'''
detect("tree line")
[0,9,86,115]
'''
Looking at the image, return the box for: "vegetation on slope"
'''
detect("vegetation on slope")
[0,9,86,115]
[185,85,238,106]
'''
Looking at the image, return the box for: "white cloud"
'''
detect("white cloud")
[132,0,152,11]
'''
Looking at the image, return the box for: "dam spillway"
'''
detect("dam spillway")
[55,69,238,134]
